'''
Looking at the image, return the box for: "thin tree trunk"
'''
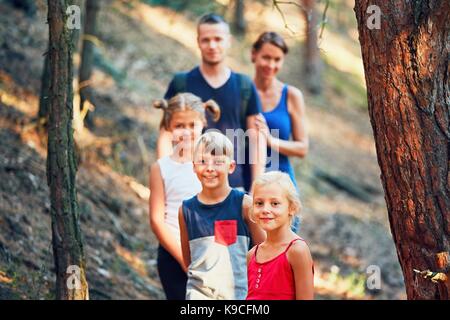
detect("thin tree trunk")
[302,0,322,95]
[38,49,51,126]
[355,0,449,299]
[47,0,89,300]
[79,0,101,127]
[233,0,246,35]
[39,0,81,128]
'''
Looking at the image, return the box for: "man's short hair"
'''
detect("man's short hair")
[197,13,230,32]
[198,13,227,25]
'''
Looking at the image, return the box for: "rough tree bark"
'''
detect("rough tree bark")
[355,0,449,299]
[301,0,322,95]
[38,50,51,125]
[79,0,101,127]
[39,0,81,128]
[47,0,89,300]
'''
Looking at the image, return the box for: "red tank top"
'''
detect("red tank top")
[246,238,311,300]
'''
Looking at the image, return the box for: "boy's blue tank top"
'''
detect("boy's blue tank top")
[182,188,250,299]
[262,85,298,188]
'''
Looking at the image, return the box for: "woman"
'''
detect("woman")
[252,31,309,190]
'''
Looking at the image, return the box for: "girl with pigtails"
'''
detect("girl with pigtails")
[149,93,220,300]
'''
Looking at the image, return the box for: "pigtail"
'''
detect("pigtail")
[153,99,169,129]
[153,99,168,110]
[204,99,221,122]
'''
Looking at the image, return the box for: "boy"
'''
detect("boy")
[178,131,265,299]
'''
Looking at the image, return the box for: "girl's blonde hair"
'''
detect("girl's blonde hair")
[153,93,220,130]
[251,171,302,221]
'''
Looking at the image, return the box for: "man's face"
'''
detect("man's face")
[197,23,231,66]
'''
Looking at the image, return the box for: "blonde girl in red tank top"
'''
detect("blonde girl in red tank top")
[246,171,314,300]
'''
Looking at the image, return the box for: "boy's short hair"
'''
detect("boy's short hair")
[194,131,234,160]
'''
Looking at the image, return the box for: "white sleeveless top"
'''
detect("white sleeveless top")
[157,156,202,243]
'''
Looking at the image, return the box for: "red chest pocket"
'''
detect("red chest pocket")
[214,220,237,246]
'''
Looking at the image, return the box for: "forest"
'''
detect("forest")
[0,0,448,301]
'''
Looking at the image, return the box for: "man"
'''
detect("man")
[157,13,266,191]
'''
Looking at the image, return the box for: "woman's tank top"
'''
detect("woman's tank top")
[262,84,297,188]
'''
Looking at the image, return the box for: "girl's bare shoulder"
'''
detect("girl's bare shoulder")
[286,238,312,262]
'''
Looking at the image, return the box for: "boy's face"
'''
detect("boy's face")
[252,183,293,231]
[193,145,235,189]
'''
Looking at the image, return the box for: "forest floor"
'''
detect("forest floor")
[0,0,406,299]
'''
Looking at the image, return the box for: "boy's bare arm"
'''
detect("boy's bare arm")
[178,206,191,269]
[242,194,266,245]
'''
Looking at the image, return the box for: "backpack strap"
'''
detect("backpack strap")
[172,72,188,94]
[236,73,252,130]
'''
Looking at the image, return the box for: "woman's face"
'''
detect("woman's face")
[252,42,285,80]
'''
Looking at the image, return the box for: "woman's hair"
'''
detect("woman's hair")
[153,93,220,130]
[250,171,301,222]
[194,131,234,160]
[252,31,289,55]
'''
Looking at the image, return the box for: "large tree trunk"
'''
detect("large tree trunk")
[233,0,246,35]
[301,0,322,95]
[79,0,101,127]
[355,0,449,299]
[47,0,89,300]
